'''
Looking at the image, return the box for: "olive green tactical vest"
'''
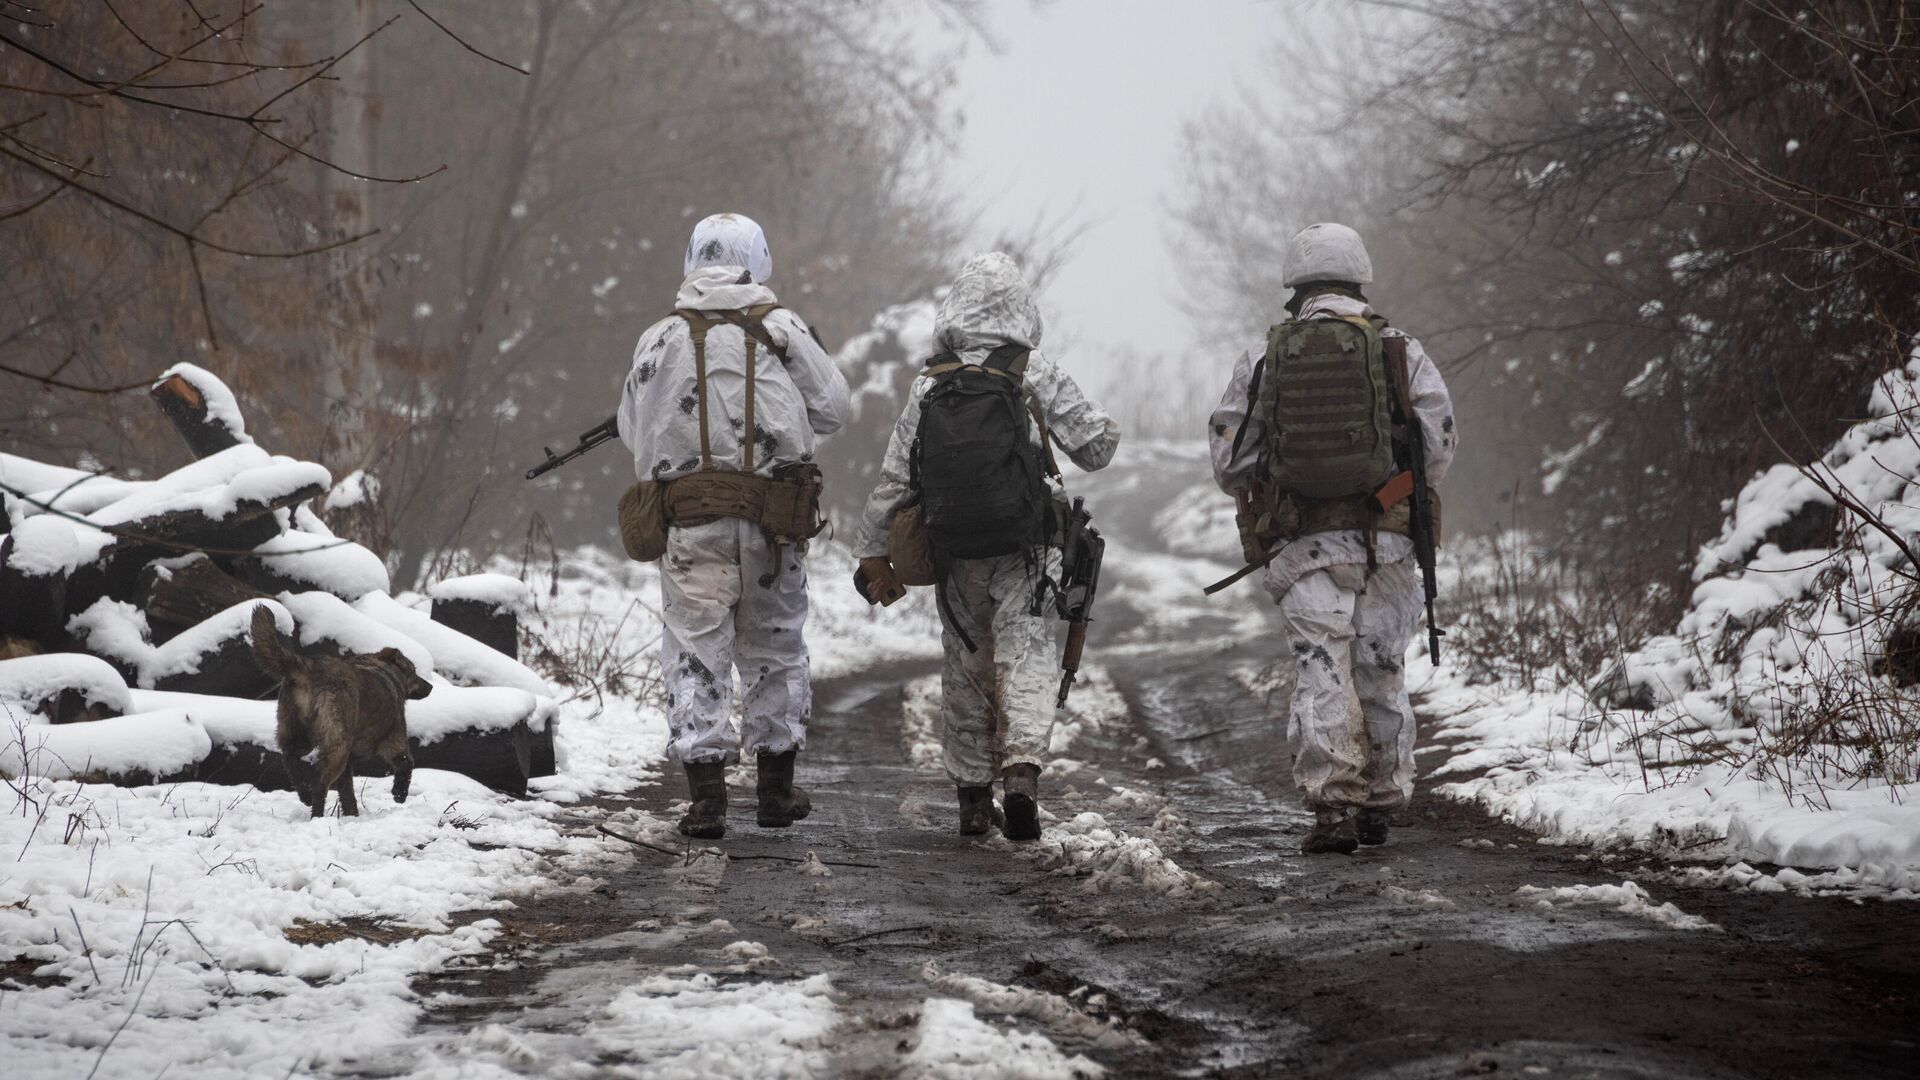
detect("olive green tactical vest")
[1259,313,1396,499]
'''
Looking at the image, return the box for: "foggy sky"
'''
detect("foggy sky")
[913,0,1285,384]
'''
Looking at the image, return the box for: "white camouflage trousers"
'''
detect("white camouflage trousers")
[1279,559,1421,811]
[938,551,1062,786]
[659,518,811,764]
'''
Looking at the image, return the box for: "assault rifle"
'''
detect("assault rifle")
[1049,497,1105,708]
[526,416,618,480]
[1381,339,1444,664]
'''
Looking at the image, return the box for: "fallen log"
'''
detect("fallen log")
[0,653,130,725]
[0,527,69,643]
[429,599,519,660]
[131,684,559,796]
[141,556,270,643]
[149,365,247,459]
[0,710,210,785]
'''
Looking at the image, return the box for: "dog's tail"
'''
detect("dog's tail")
[249,604,302,679]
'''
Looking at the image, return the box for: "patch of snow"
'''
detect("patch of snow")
[1,709,210,781]
[585,972,839,1075]
[922,962,1138,1051]
[427,573,529,613]
[5,514,85,577]
[1516,880,1718,931]
[323,468,379,512]
[909,997,1107,1079]
[251,530,391,600]
[278,591,433,672]
[354,592,550,696]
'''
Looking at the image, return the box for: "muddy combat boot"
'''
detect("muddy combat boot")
[957,785,994,836]
[678,761,728,839]
[1356,808,1392,846]
[756,750,812,828]
[1001,764,1043,842]
[1303,809,1359,855]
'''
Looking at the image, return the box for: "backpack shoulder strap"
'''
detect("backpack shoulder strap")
[983,343,1030,380]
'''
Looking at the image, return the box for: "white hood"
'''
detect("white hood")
[1283,222,1373,288]
[676,266,779,313]
[684,213,773,284]
[933,252,1044,364]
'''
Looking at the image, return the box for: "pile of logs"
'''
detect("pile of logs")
[0,365,558,797]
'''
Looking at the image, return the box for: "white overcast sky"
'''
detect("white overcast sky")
[910,0,1293,380]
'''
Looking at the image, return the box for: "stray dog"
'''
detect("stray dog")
[249,605,433,818]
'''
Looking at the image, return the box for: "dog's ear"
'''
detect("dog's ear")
[378,648,436,700]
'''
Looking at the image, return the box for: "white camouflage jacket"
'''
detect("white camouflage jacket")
[1207,292,1457,598]
[618,268,849,482]
[856,253,1121,558]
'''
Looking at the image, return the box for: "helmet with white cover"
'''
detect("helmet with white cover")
[684,213,773,283]
[1282,223,1373,288]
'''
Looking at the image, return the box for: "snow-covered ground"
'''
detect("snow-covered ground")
[1407,359,1920,899]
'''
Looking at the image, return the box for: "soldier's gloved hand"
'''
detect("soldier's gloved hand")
[855,556,906,607]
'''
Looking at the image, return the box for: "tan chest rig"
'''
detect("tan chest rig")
[615,305,825,563]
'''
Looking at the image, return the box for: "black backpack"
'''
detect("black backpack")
[911,344,1057,561]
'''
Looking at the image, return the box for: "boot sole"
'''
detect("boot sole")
[678,822,726,840]
[1303,838,1359,854]
[1002,793,1041,842]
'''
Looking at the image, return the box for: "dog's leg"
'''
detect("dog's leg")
[314,746,351,818]
[381,731,414,805]
[334,766,360,817]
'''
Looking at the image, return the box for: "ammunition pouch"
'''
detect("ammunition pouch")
[617,481,668,562]
[888,504,937,586]
[665,465,826,543]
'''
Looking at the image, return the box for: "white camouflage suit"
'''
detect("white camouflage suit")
[1209,289,1457,812]
[857,253,1121,786]
[617,214,850,765]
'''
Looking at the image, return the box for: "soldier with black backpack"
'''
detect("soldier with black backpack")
[1207,223,1458,855]
[854,252,1121,842]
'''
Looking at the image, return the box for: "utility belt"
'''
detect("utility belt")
[617,465,824,563]
[1234,478,1442,565]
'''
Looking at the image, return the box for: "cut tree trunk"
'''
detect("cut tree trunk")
[430,598,518,660]
[150,372,243,459]
[0,534,68,643]
[141,558,270,644]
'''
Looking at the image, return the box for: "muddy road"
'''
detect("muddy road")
[381,452,1918,1078]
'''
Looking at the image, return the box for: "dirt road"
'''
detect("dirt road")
[384,454,1920,1077]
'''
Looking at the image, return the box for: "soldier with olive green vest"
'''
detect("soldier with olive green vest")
[1208,223,1458,855]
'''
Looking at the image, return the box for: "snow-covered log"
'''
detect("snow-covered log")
[140,556,272,643]
[355,591,549,696]
[149,364,251,459]
[233,530,391,601]
[130,684,558,795]
[428,573,527,660]
[0,710,210,785]
[0,653,130,724]
[0,521,71,642]
[68,598,286,699]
